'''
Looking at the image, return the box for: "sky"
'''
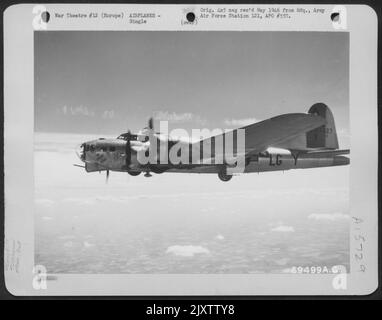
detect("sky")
[35,31,349,147]
[34,31,350,273]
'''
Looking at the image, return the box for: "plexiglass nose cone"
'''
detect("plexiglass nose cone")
[75,143,85,162]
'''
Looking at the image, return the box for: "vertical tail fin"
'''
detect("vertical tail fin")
[306,103,339,150]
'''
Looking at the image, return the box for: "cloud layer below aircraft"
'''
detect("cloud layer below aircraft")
[270,225,295,232]
[308,212,350,221]
[166,245,210,257]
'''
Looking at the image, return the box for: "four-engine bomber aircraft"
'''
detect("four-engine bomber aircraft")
[75,103,350,182]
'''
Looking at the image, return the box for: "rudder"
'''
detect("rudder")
[306,103,339,150]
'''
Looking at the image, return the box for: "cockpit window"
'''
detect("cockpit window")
[117,133,138,141]
[89,145,95,152]
[259,151,269,157]
[98,145,107,152]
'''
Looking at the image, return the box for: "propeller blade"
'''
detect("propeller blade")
[148,117,153,130]
[125,130,131,170]
[106,170,110,183]
[75,143,85,161]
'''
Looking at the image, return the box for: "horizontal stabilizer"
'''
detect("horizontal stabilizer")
[303,149,350,158]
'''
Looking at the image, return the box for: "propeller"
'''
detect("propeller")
[125,130,131,171]
[148,117,154,130]
[106,170,110,183]
[75,143,85,162]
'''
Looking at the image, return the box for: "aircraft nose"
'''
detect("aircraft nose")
[75,143,86,162]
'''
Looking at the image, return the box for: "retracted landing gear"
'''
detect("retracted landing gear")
[144,171,152,178]
[127,171,141,176]
[218,167,233,182]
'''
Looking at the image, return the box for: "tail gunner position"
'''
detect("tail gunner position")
[75,103,349,182]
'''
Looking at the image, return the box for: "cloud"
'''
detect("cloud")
[61,195,134,206]
[35,198,55,207]
[95,195,128,203]
[308,212,350,221]
[59,105,117,120]
[61,105,95,117]
[281,268,295,273]
[63,241,74,248]
[275,258,290,266]
[224,118,260,127]
[154,111,206,124]
[59,235,76,240]
[83,241,95,248]
[166,245,210,257]
[62,197,96,206]
[270,225,295,233]
[101,110,115,119]
[337,128,350,138]
[215,234,225,241]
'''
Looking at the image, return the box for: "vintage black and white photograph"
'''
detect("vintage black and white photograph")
[34,30,351,274]
[3,4,378,296]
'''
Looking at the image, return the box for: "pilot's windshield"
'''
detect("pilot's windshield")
[117,133,138,141]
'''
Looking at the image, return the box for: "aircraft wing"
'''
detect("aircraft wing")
[242,113,327,155]
[139,113,327,168]
[195,113,327,164]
